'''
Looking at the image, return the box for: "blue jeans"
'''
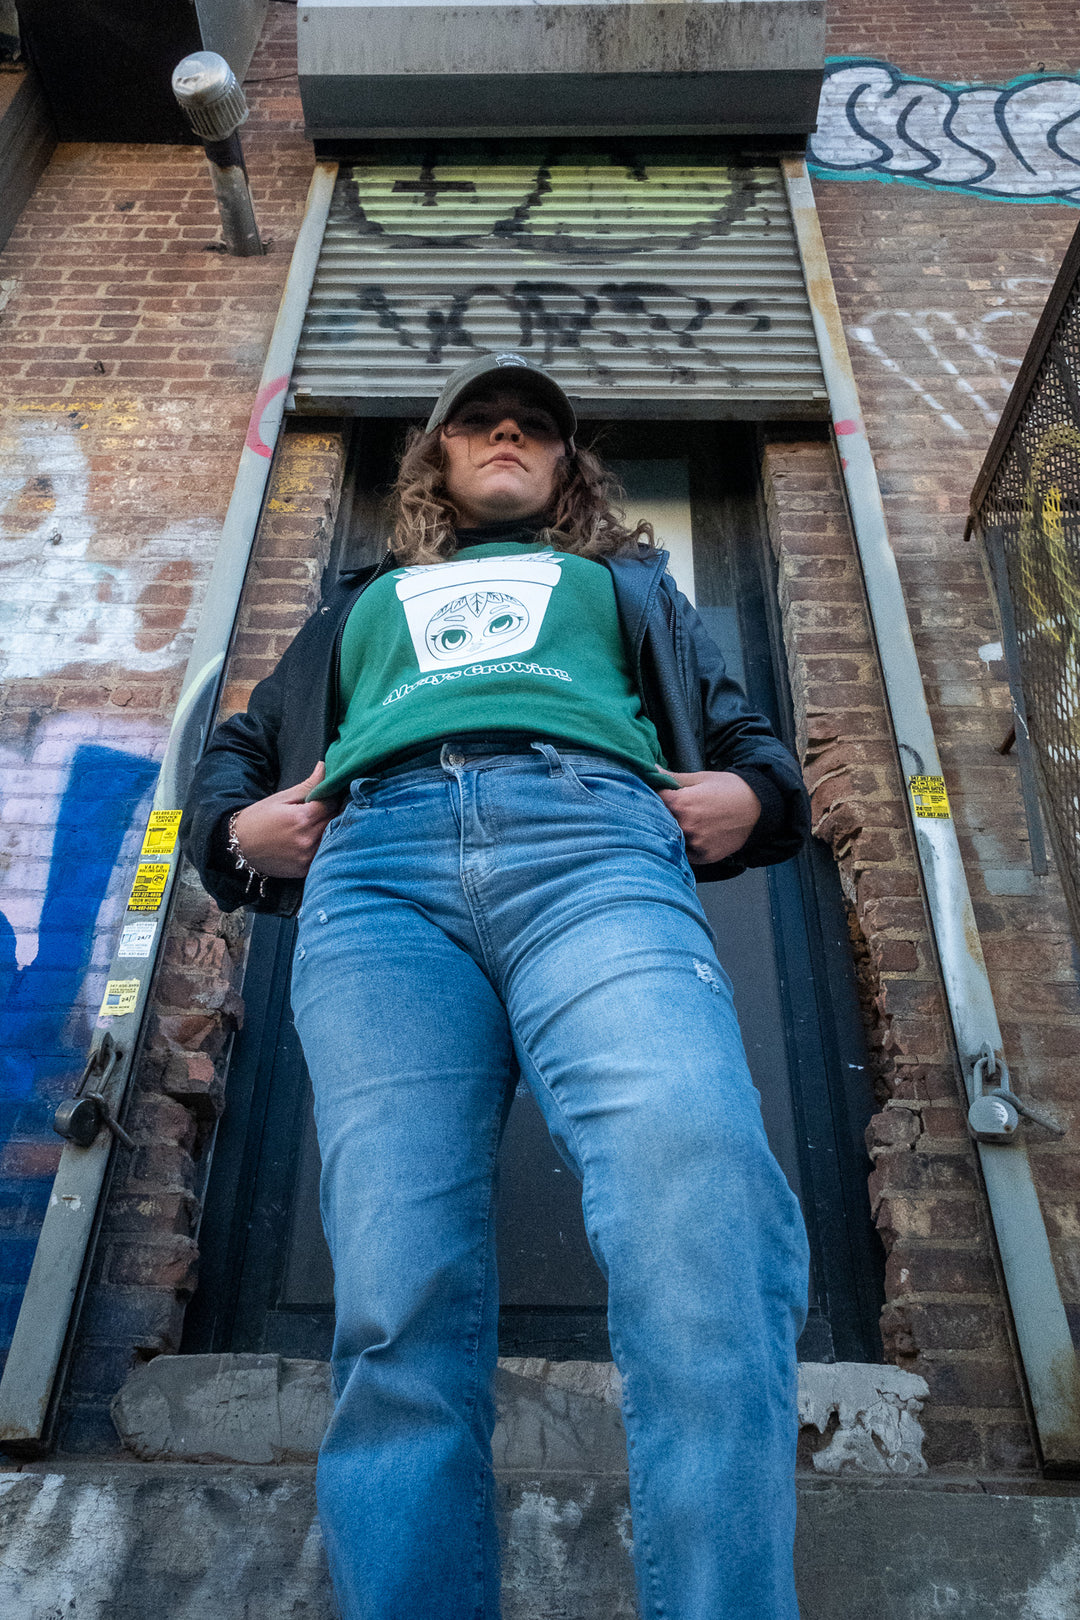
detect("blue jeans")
[290,742,809,1620]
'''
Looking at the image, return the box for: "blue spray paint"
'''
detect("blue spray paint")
[0,745,156,1347]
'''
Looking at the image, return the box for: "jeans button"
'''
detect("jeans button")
[446,750,465,766]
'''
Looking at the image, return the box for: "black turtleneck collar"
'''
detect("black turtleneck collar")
[452,517,545,550]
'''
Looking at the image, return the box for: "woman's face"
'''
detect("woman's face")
[440,387,566,526]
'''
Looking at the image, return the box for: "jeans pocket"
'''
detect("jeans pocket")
[316,800,360,855]
[563,761,683,846]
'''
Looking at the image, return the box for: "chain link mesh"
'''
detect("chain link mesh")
[977,281,1080,920]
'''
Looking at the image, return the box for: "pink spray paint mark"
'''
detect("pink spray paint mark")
[833,419,859,437]
[245,375,289,459]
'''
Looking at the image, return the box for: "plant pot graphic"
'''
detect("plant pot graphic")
[395,553,563,673]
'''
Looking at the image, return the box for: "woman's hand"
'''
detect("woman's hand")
[230,762,340,880]
[657,771,761,864]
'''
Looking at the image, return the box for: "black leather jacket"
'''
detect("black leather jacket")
[181,545,810,916]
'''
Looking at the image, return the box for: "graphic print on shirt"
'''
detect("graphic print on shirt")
[395,552,563,673]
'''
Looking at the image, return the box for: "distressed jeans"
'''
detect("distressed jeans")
[290,742,809,1620]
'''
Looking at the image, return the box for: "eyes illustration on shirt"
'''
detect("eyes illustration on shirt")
[425,590,530,661]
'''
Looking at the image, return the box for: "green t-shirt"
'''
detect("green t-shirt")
[313,540,670,799]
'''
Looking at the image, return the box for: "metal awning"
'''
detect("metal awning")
[296,0,825,141]
[289,158,829,418]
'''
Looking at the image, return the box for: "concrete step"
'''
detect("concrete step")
[2,1462,1080,1619]
[109,1353,933,1477]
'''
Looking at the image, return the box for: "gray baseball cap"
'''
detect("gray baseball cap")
[426,353,577,444]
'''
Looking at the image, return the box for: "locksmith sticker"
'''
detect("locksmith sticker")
[128,862,170,911]
[140,809,182,858]
[117,918,157,959]
[909,774,952,819]
[99,979,139,1018]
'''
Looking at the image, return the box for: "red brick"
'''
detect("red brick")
[984,1423,1038,1474]
[869,1151,977,1205]
[0,1139,63,1178]
[107,1236,199,1294]
[921,1418,984,1470]
[903,1301,1011,1353]
[866,1107,922,1155]
[873,938,920,973]
[856,866,922,902]
[125,1094,198,1153]
[106,1192,197,1238]
[923,1358,1024,1411]
[885,1243,997,1299]
[875,1195,981,1248]
[124,1145,197,1192]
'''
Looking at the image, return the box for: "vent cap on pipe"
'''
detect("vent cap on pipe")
[172,51,249,142]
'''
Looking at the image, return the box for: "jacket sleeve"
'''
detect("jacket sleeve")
[178,613,321,917]
[674,587,811,881]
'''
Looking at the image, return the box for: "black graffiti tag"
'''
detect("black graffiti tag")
[352,278,762,380]
[424,284,507,363]
[597,283,712,348]
[510,282,600,360]
[421,282,603,363]
[357,287,417,347]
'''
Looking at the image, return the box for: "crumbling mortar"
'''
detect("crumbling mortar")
[75,863,252,1399]
[763,438,1014,1435]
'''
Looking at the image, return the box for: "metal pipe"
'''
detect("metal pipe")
[201,131,263,257]
[0,161,339,1454]
[782,156,1080,1470]
[173,52,264,257]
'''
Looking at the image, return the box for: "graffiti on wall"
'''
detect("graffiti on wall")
[846,282,1056,437]
[0,726,158,1097]
[0,397,194,1338]
[291,162,828,405]
[0,403,209,679]
[809,59,1080,205]
[0,716,159,1332]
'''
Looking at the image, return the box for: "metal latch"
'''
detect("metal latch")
[52,1033,135,1151]
[967,1043,1065,1144]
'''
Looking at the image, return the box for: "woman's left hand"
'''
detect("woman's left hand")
[657,771,761,863]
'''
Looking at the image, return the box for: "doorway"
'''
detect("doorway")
[183,420,884,1365]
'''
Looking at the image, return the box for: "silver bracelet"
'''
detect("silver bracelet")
[227,809,268,900]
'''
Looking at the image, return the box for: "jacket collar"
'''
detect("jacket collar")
[603,547,670,657]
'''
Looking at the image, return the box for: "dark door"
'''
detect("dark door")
[184,421,884,1365]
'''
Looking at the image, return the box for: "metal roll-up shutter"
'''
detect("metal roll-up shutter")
[289,157,828,417]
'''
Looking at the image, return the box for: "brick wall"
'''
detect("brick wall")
[5,0,1080,1476]
[776,0,1080,1473]
[0,1,311,1371]
[825,0,1080,80]
[763,434,1037,1471]
[57,421,347,1450]
[810,174,1080,1465]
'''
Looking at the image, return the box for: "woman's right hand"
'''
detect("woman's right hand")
[230,762,339,880]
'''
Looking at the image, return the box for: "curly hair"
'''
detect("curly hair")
[389,426,656,565]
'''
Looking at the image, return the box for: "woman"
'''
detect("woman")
[183,353,811,1620]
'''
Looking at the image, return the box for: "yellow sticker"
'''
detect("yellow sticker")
[128,861,171,912]
[909,774,952,819]
[140,809,182,858]
[99,978,140,1018]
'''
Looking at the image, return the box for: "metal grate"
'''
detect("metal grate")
[289,156,828,416]
[970,221,1080,936]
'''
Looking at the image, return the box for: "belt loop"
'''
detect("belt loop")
[531,741,564,777]
[348,776,377,807]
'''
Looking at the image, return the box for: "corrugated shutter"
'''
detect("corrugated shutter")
[289,158,828,416]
